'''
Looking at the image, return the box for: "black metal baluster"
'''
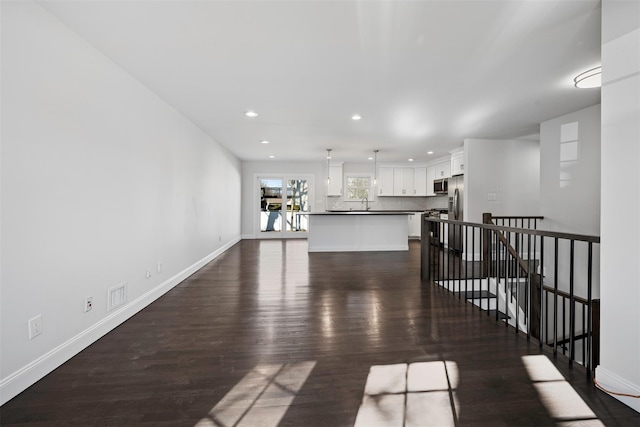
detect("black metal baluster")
[515,233,520,335]
[465,224,469,298]
[582,303,586,366]
[553,237,559,356]
[472,226,476,311]
[569,240,575,366]
[587,242,593,378]
[539,236,545,350]
[527,230,532,340]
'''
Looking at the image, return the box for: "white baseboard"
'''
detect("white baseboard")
[241,233,255,240]
[0,236,240,405]
[595,366,640,413]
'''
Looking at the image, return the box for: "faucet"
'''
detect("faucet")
[361,196,370,211]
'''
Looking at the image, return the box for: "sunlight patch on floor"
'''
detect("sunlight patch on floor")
[522,355,604,426]
[195,361,316,427]
[354,361,458,427]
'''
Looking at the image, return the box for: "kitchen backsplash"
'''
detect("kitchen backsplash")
[328,195,448,211]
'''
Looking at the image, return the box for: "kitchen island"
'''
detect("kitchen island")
[305,211,414,252]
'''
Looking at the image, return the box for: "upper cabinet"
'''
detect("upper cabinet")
[378,167,395,196]
[327,163,343,196]
[378,166,427,196]
[450,148,464,176]
[414,167,427,196]
[433,161,451,179]
[393,167,414,196]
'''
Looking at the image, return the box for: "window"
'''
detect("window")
[345,174,373,201]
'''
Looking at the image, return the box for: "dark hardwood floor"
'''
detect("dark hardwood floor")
[2,240,639,426]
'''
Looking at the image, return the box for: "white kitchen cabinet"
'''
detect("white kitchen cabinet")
[451,149,464,176]
[414,167,427,196]
[434,161,451,179]
[393,167,414,196]
[378,167,395,196]
[408,213,422,238]
[426,166,436,196]
[327,163,343,196]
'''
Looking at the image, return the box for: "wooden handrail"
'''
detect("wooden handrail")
[423,216,599,244]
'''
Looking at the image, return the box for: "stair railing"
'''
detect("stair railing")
[421,213,600,377]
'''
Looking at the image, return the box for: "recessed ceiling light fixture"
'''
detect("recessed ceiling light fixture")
[368,156,373,160]
[574,66,601,88]
[269,155,275,159]
[427,151,434,155]
[408,158,414,162]
[352,114,362,121]
[245,110,258,118]
[260,140,269,144]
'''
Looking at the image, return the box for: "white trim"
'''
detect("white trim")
[0,236,240,405]
[254,173,314,239]
[343,173,375,202]
[595,366,640,413]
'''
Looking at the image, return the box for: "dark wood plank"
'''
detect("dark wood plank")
[1,240,638,426]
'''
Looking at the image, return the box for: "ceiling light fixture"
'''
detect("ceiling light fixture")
[245,110,258,118]
[373,150,379,185]
[269,155,275,159]
[260,140,269,144]
[326,149,332,185]
[574,66,601,88]
[352,114,362,121]
[427,151,434,155]
[408,158,414,162]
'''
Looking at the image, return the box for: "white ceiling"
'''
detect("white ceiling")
[38,0,602,163]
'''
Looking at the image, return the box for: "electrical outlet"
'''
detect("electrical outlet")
[28,315,43,339]
[84,297,93,312]
[146,270,151,279]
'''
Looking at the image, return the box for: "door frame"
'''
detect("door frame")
[254,173,314,239]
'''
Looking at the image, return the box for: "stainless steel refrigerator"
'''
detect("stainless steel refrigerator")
[448,175,464,252]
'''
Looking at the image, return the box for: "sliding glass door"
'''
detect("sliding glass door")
[258,176,312,237]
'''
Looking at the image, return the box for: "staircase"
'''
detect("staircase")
[435,277,529,333]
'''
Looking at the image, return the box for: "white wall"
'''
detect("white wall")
[597,0,640,413]
[539,104,601,235]
[0,1,241,404]
[464,138,540,223]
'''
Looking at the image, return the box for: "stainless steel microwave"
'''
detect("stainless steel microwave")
[434,178,448,194]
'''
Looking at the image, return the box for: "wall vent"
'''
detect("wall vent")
[107,282,127,312]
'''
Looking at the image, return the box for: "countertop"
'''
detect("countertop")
[306,211,416,215]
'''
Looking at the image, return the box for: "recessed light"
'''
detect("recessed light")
[408,158,414,162]
[574,66,601,88]
[351,114,362,121]
[368,156,374,160]
[269,155,275,159]
[260,140,269,144]
[245,110,258,118]
[427,151,434,155]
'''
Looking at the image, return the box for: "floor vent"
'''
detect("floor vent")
[107,282,127,312]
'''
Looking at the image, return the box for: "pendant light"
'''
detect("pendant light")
[373,150,379,185]
[326,149,332,185]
